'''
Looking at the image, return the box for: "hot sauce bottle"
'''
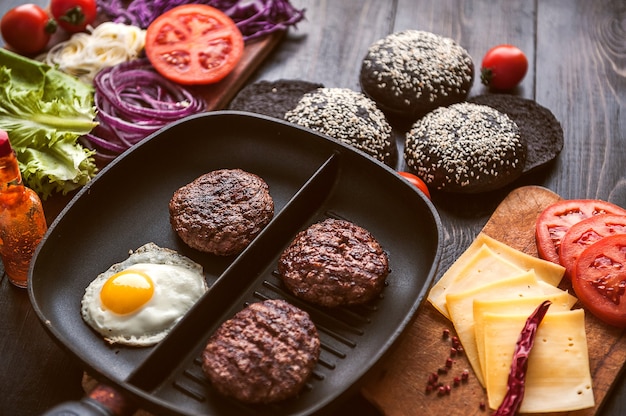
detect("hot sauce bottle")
[0,129,47,288]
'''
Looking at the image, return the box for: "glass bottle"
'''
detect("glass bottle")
[0,129,47,288]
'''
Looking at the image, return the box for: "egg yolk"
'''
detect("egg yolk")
[100,269,155,315]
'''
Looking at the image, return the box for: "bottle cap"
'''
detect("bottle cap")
[0,130,12,157]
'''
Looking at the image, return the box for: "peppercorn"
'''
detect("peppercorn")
[461,369,469,381]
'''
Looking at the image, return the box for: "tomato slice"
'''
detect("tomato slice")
[144,4,244,85]
[560,214,626,279]
[572,234,626,327]
[535,199,626,264]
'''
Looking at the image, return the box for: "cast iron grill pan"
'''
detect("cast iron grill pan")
[29,112,442,415]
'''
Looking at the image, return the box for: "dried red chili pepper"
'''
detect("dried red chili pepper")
[492,300,552,416]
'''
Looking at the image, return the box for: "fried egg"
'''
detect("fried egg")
[81,242,208,347]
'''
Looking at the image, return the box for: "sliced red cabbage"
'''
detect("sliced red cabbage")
[97,0,306,41]
[82,58,206,161]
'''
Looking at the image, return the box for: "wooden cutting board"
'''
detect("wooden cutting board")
[362,185,626,415]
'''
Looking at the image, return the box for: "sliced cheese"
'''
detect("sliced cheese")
[483,309,594,413]
[445,271,568,386]
[480,233,565,287]
[428,233,566,319]
[473,292,578,381]
[430,243,524,318]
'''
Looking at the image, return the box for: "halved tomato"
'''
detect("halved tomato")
[144,4,244,85]
[572,234,626,327]
[560,214,626,279]
[535,199,626,264]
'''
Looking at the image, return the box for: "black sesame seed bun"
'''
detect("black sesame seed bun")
[285,87,397,167]
[404,102,526,193]
[360,30,474,121]
[228,79,324,119]
[468,94,564,174]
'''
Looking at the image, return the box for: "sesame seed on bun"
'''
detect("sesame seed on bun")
[360,30,474,121]
[404,102,526,193]
[285,87,397,166]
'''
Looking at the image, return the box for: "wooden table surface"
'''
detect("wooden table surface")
[1,0,625,415]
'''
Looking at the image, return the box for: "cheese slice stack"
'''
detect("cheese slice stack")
[445,271,576,386]
[428,233,565,319]
[426,232,595,412]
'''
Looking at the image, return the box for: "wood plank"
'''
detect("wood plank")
[362,186,626,415]
[534,0,626,200]
[252,0,395,90]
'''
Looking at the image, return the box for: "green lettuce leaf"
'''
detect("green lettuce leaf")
[0,48,98,199]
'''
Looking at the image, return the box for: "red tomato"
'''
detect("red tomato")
[144,4,245,86]
[572,234,626,327]
[0,4,56,55]
[398,171,431,199]
[480,44,528,90]
[50,0,97,33]
[535,199,626,264]
[560,214,626,279]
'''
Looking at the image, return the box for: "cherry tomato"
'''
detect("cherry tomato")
[398,171,431,199]
[535,199,626,264]
[480,44,528,90]
[572,234,626,327]
[144,4,245,86]
[50,0,97,33]
[0,4,56,55]
[560,214,626,279]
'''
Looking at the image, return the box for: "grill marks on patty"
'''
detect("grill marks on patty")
[202,299,320,404]
[169,169,274,256]
[278,218,390,308]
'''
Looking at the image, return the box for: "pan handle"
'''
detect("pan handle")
[41,383,136,416]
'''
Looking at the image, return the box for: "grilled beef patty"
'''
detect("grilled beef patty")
[169,169,274,256]
[278,218,390,308]
[202,299,320,404]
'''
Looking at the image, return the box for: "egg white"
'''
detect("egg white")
[81,242,208,347]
